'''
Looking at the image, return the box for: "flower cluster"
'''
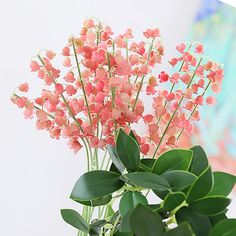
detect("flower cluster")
[11,18,223,156]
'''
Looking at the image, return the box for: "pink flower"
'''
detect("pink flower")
[158,71,169,83]
[143,28,160,38]
[195,95,203,105]
[176,43,186,53]
[18,83,29,92]
[169,58,178,67]
[206,96,216,105]
[46,50,56,60]
[55,84,64,94]
[68,138,82,154]
[30,61,40,71]
[211,84,221,93]
[124,28,133,39]
[64,71,75,83]
[11,19,223,155]
[63,57,72,67]
[195,43,204,54]
[66,85,77,96]
[62,47,70,56]
[140,143,149,155]
[198,79,205,88]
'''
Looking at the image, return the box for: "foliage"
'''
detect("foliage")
[61,129,236,236]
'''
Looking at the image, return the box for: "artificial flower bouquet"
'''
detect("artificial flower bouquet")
[12,19,236,236]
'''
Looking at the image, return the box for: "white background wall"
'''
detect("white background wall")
[0,0,235,235]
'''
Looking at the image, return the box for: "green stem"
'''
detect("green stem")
[13,93,55,119]
[156,43,192,125]
[176,79,211,141]
[107,51,118,139]
[125,38,129,61]
[72,41,93,129]
[152,57,203,159]
[132,37,155,111]
[110,215,121,236]
[100,149,108,170]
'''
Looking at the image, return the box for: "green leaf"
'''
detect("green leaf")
[140,159,156,169]
[209,172,236,196]
[120,210,132,233]
[123,172,170,191]
[107,144,125,174]
[161,170,197,191]
[164,222,195,236]
[114,232,133,236]
[187,165,213,203]
[189,145,208,176]
[176,207,211,236]
[61,209,89,232]
[163,192,186,211]
[153,189,168,200]
[110,211,120,225]
[109,163,121,175]
[74,194,112,206]
[153,149,193,175]
[90,220,107,228]
[116,129,140,172]
[119,191,148,216]
[208,219,236,236]
[89,220,107,236]
[209,212,227,226]
[129,204,166,236]
[138,159,155,172]
[148,204,168,219]
[129,130,138,143]
[70,170,124,201]
[154,171,196,200]
[190,196,231,216]
[105,205,115,220]
[224,228,236,236]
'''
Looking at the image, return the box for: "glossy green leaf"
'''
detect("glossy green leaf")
[209,172,236,196]
[114,232,133,236]
[90,220,106,228]
[138,159,155,172]
[208,219,236,236]
[71,170,124,201]
[164,222,194,236]
[74,194,112,206]
[163,192,186,211]
[176,207,211,236]
[190,196,231,216]
[119,191,148,216]
[129,204,166,236]
[189,145,208,176]
[187,165,213,203]
[107,144,125,174]
[123,172,170,191]
[109,163,121,175]
[209,212,227,226]
[116,129,140,172]
[129,130,138,143]
[153,149,193,175]
[61,209,89,232]
[161,170,197,191]
[224,228,236,236]
[153,189,168,200]
[120,210,132,233]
